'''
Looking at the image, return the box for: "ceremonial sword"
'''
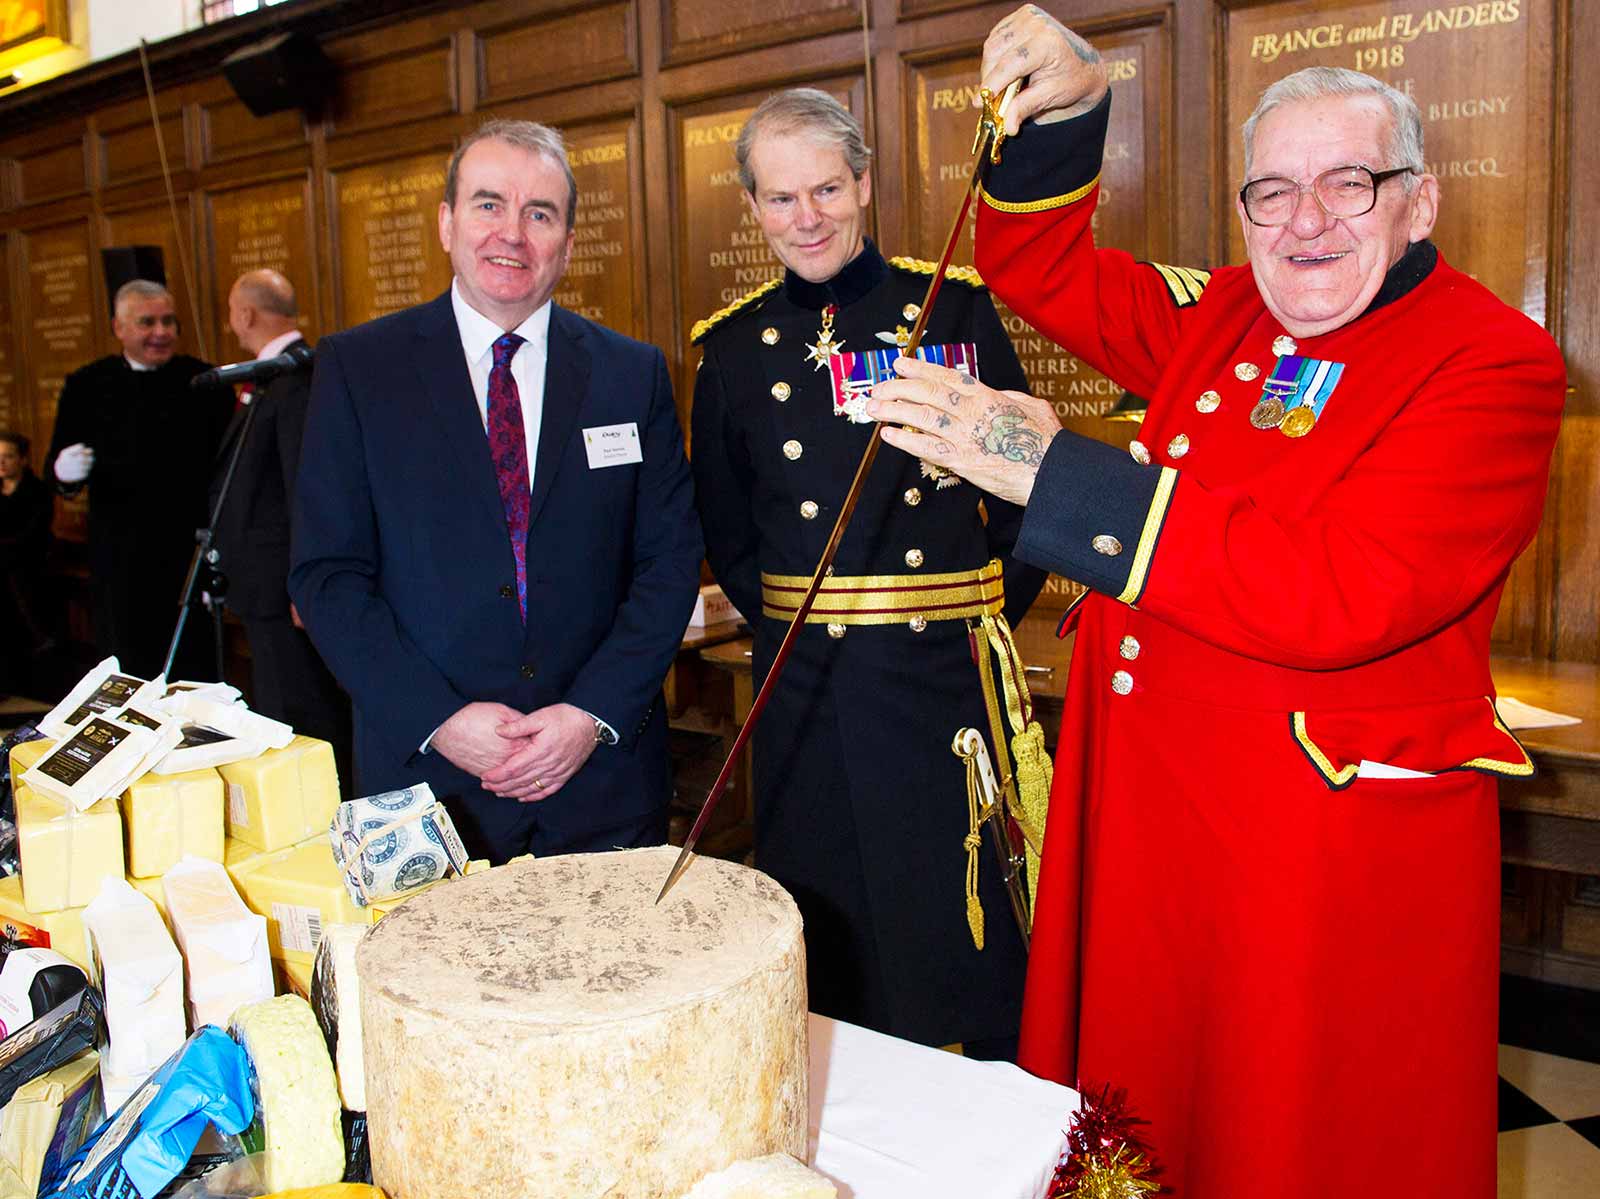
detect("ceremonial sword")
[656,81,1023,905]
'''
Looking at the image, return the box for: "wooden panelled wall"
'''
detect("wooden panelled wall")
[0,0,1594,656]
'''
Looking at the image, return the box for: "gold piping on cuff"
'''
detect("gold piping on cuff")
[978,174,1099,214]
[1292,711,1360,788]
[1116,466,1177,605]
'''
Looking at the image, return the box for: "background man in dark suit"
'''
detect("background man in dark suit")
[290,120,703,862]
[45,280,234,679]
[214,269,350,771]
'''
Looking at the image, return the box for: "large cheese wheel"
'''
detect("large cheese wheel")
[358,847,808,1198]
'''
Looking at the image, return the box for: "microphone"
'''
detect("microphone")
[192,340,315,388]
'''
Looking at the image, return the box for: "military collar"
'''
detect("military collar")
[783,240,887,311]
[1365,238,1437,317]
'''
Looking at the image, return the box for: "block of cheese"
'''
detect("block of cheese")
[119,768,225,877]
[164,857,274,1031]
[360,847,808,1198]
[218,736,341,853]
[229,995,346,1192]
[310,922,366,1111]
[15,783,125,913]
[0,876,88,971]
[125,874,171,927]
[83,879,186,1112]
[365,857,490,921]
[0,1049,101,1198]
[7,735,53,778]
[275,957,314,1000]
[682,1154,838,1199]
[226,836,367,965]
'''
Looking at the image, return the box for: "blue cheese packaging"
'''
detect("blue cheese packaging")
[328,785,470,907]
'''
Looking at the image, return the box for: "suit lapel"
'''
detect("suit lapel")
[413,292,505,529]
[528,305,589,527]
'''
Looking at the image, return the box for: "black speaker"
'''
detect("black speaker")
[101,246,166,320]
[221,30,334,119]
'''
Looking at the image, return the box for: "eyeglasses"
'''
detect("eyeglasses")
[1239,165,1419,227]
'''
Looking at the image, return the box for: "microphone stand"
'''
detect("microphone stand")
[162,393,259,681]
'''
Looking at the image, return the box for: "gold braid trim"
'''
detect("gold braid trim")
[690,277,782,344]
[887,255,986,289]
[953,731,991,951]
[977,174,1099,213]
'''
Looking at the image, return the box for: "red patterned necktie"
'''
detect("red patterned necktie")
[487,331,530,622]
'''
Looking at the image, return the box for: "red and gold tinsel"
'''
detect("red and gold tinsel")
[1045,1083,1162,1199]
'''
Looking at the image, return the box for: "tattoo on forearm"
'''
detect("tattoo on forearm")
[974,404,1046,465]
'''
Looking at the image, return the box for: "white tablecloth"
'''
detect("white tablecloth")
[807,1014,1079,1199]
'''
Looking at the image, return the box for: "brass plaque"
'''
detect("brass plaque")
[25,222,96,438]
[1225,0,1551,318]
[553,123,639,338]
[209,177,317,349]
[0,236,13,433]
[333,155,453,327]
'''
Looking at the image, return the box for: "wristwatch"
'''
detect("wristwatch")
[591,713,619,747]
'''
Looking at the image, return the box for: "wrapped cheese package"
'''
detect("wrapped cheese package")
[38,659,162,742]
[20,715,177,813]
[229,995,345,1192]
[44,1026,254,1199]
[0,987,103,1108]
[218,738,341,853]
[120,767,226,878]
[15,783,125,914]
[163,857,274,1031]
[82,879,186,1111]
[0,876,89,971]
[0,1050,101,1198]
[0,948,86,1041]
[328,785,469,907]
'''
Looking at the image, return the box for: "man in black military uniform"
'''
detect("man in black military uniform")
[45,280,234,679]
[691,88,1045,1056]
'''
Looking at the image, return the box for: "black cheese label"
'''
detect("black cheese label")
[37,718,129,788]
[178,724,233,748]
[63,674,144,728]
[117,706,165,732]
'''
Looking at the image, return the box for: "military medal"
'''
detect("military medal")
[875,325,913,348]
[805,304,844,371]
[1280,406,1317,438]
[1249,397,1286,429]
[1250,354,1345,437]
[827,341,979,425]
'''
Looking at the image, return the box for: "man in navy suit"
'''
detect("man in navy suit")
[290,120,703,862]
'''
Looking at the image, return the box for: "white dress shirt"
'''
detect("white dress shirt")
[451,280,550,489]
[255,329,304,361]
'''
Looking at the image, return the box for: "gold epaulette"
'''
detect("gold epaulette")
[1145,262,1211,308]
[691,278,782,344]
[888,255,986,289]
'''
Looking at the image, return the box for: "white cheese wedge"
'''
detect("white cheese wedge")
[15,783,125,913]
[119,768,225,878]
[163,857,274,1031]
[310,922,366,1111]
[681,1154,838,1199]
[229,995,346,1192]
[82,878,186,1108]
[217,737,340,853]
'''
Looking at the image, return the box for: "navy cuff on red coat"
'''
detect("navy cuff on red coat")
[1015,429,1177,605]
[981,89,1112,210]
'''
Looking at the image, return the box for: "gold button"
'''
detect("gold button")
[1272,334,1297,357]
[1167,434,1190,458]
[783,439,803,460]
[903,487,922,507]
[1234,362,1260,382]
[1129,440,1151,466]
[1091,534,1122,557]
[800,500,819,520]
[1195,390,1221,414]
[905,548,924,568]
[902,303,921,321]
[1111,670,1134,695]
[1119,635,1140,661]
[762,327,780,345]
[909,615,928,633]
[826,622,846,639]
[771,381,791,401]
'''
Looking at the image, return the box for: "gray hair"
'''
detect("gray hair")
[444,119,578,229]
[736,88,873,195]
[113,279,172,316]
[1242,67,1424,189]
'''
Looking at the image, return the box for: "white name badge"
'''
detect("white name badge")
[583,421,643,468]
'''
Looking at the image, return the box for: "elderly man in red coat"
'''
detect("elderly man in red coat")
[867,7,1566,1196]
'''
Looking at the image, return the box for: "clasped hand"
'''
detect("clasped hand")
[868,355,1061,507]
[432,701,598,802]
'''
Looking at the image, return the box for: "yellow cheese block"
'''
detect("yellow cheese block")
[0,1049,102,1198]
[0,875,89,970]
[217,736,341,853]
[226,836,367,965]
[120,768,226,877]
[16,783,125,914]
[7,736,53,778]
[125,875,172,927]
[275,957,315,1000]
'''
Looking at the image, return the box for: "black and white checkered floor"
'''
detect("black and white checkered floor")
[1497,976,1600,1196]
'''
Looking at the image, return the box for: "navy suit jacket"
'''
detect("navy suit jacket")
[289,291,702,847]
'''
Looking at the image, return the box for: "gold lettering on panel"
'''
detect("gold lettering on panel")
[210,179,315,342]
[335,158,452,326]
[552,129,637,336]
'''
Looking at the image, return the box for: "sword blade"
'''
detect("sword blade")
[657,83,1020,905]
